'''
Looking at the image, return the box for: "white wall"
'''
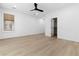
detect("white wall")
[0,9,44,39]
[44,4,79,42]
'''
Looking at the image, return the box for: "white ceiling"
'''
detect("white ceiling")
[0,3,76,18]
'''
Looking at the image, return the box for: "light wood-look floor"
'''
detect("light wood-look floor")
[0,34,79,56]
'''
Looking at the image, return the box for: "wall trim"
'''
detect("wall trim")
[58,37,79,43]
[0,33,44,40]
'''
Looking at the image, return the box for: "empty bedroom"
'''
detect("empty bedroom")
[0,3,79,56]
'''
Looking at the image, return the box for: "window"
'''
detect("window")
[4,13,14,31]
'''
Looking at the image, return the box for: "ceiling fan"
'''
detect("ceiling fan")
[30,3,44,12]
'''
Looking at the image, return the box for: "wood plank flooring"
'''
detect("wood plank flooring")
[0,34,79,56]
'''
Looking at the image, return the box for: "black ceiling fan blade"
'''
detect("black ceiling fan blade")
[34,3,38,9]
[30,3,38,11]
[36,9,44,12]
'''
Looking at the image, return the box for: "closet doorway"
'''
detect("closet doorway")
[51,17,57,38]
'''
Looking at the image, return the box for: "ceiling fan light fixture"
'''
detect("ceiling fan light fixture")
[32,10,40,15]
[34,12,39,15]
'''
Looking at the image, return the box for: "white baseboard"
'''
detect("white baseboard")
[58,36,79,43]
[0,33,44,39]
